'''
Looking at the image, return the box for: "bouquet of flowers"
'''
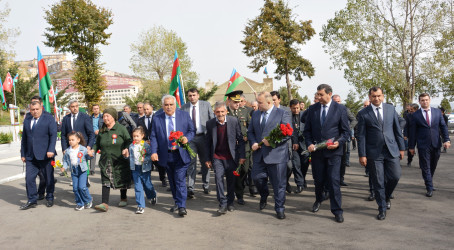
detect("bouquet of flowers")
[233,164,243,176]
[254,123,293,150]
[133,140,147,162]
[169,131,196,159]
[301,138,335,156]
[51,160,69,178]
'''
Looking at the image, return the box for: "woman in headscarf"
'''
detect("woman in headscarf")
[92,107,132,212]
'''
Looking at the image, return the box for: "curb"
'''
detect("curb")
[0,173,25,185]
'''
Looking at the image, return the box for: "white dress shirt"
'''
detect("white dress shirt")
[320,100,332,118]
[421,107,432,125]
[71,112,79,130]
[189,101,202,134]
[371,102,384,123]
[260,105,274,124]
[30,117,40,130]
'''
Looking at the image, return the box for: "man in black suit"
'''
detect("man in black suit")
[205,101,245,214]
[303,84,350,223]
[289,99,307,193]
[20,101,57,209]
[61,100,95,153]
[357,87,405,220]
[409,93,451,197]
[403,103,419,167]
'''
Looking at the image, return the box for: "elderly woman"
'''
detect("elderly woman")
[92,107,132,212]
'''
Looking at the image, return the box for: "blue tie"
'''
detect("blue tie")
[168,116,174,149]
[261,111,267,131]
[31,118,37,133]
[321,105,326,126]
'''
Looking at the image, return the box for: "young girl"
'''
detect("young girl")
[129,127,157,214]
[62,131,93,211]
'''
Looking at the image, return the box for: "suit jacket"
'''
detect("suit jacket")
[291,111,306,150]
[205,116,245,162]
[248,106,292,164]
[150,109,196,166]
[408,108,450,150]
[303,102,350,157]
[137,115,153,141]
[21,112,57,161]
[356,103,405,159]
[181,100,214,134]
[277,105,291,113]
[61,112,95,151]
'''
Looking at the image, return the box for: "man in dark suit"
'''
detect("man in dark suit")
[357,87,405,220]
[20,101,57,209]
[61,100,95,153]
[205,101,246,214]
[151,95,195,217]
[248,91,292,219]
[181,88,214,197]
[403,103,419,167]
[137,103,167,187]
[409,93,451,197]
[289,99,306,193]
[303,84,350,223]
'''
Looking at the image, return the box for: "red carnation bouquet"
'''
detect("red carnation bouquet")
[169,131,196,159]
[254,123,293,150]
[301,138,335,156]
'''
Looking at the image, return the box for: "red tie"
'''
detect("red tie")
[424,109,430,126]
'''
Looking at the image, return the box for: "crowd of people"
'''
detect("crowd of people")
[18,84,451,222]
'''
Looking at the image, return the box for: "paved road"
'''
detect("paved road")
[0,141,453,249]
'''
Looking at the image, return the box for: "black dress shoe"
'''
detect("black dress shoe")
[237,198,245,205]
[38,194,45,200]
[217,207,227,214]
[276,211,286,219]
[259,201,267,210]
[178,207,187,216]
[20,202,37,210]
[227,205,235,212]
[46,200,54,207]
[426,190,433,197]
[386,199,391,210]
[367,193,375,201]
[170,204,178,212]
[187,190,194,199]
[390,193,394,199]
[286,185,292,194]
[377,211,386,220]
[335,214,344,223]
[161,180,167,187]
[312,201,321,213]
[295,185,303,194]
[323,191,330,201]
[340,181,348,186]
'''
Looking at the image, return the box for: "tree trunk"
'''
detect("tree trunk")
[285,62,292,101]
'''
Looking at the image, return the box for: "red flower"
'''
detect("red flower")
[97,150,101,154]
[51,161,56,166]
[233,170,240,176]
[326,139,334,146]
[172,142,177,146]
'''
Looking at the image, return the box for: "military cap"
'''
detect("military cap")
[225,90,243,102]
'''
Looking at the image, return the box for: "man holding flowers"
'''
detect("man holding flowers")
[247,91,292,220]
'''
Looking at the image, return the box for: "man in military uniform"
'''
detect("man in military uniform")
[226,91,256,204]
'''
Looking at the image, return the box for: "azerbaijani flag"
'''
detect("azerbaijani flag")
[0,77,6,110]
[224,68,245,101]
[169,51,185,108]
[37,46,53,113]
[13,74,18,88]
[263,67,268,75]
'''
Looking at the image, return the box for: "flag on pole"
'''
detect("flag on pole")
[37,46,54,113]
[0,78,7,110]
[13,74,18,88]
[224,68,245,101]
[3,72,13,93]
[169,51,185,108]
[263,67,268,75]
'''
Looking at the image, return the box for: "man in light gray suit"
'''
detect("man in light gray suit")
[248,91,292,219]
[205,102,246,214]
[357,86,405,221]
[182,88,215,198]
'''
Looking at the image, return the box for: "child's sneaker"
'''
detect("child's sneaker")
[135,207,144,214]
[75,205,84,211]
[150,196,158,206]
[84,199,93,209]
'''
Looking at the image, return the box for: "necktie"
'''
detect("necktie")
[376,107,383,127]
[192,106,197,129]
[425,109,430,126]
[147,116,151,129]
[321,105,326,126]
[261,111,267,131]
[72,114,76,130]
[31,118,37,133]
[168,116,174,149]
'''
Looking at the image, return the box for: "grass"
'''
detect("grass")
[0,110,12,125]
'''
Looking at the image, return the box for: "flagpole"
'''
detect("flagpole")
[179,73,186,104]
[243,78,256,93]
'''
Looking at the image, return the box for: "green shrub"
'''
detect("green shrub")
[0,132,13,144]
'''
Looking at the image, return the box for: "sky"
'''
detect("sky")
[4,0,449,108]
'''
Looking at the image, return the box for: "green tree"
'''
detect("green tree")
[344,91,363,116]
[278,85,302,107]
[440,98,452,113]
[321,0,447,109]
[241,0,316,100]
[184,80,219,102]
[0,0,19,62]
[44,0,113,109]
